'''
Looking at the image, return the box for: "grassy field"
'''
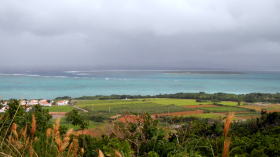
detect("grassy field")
[235,112,260,116]
[267,104,280,111]
[73,98,249,113]
[199,106,253,113]
[240,103,280,112]
[44,105,74,112]
[142,98,212,106]
[74,99,200,114]
[75,98,212,107]
[46,98,263,121]
[219,101,247,106]
[181,113,225,119]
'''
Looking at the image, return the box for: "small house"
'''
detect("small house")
[39,100,52,107]
[28,100,39,106]
[56,100,69,106]
[0,106,8,113]
[20,100,27,106]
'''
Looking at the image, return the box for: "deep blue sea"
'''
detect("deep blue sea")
[1,70,280,99]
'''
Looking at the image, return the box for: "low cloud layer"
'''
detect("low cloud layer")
[1,0,280,70]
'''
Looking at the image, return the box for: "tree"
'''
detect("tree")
[0,99,4,109]
[1,101,52,135]
[4,99,28,128]
[28,105,52,133]
[237,100,241,106]
[66,109,88,129]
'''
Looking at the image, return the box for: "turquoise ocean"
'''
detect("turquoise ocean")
[1,70,280,99]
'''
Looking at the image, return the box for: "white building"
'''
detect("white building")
[39,100,52,107]
[20,100,27,106]
[1,101,8,106]
[0,106,8,113]
[28,100,39,105]
[56,100,69,106]
[26,107,32,112]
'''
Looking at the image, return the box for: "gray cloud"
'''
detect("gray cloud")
[0,0,280,70]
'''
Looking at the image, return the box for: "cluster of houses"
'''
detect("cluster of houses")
[0,99,69,113]
[19,99,69,107]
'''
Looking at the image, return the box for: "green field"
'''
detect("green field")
[75,98,212,107]
[181,113,225,119]
[141,98,212,106]
[46,98,258,120]
[75,100,191,115]
[44,105,74,112]
[235,112,260,116]
[219,101,247,106]
[200,106,253,113]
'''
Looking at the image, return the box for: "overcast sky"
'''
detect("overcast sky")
[1,0,280,70]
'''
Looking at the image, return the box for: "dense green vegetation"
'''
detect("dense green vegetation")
[1,99,280,156]
[70,92,280,103]
[66,109,89,129]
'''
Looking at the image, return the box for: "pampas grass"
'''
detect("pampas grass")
[222,112,234,157]
[31,114,36,136]
[98,149,105,157]
[0,100,127,157]
[46,128,52,137]
[115,150,123,157]
[0,115,85,157]
[222,137,231,157]
[223,112,234,137]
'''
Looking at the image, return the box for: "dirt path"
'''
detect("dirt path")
[73,106,88,112]
[117,115,143,123]
[49,112,67,115]
[49,112,67,118]
[76,129,99,136]
[116,110,204,123]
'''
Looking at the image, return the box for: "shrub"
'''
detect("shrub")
[66,109,89,129]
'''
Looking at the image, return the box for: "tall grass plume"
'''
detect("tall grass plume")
[222,112,234,157]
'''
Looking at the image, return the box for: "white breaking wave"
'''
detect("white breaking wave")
[104,77,129,81]
[75,73,90,76]
[64,71,81,73]
[0,73,40,77]
[0,73,72,78]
